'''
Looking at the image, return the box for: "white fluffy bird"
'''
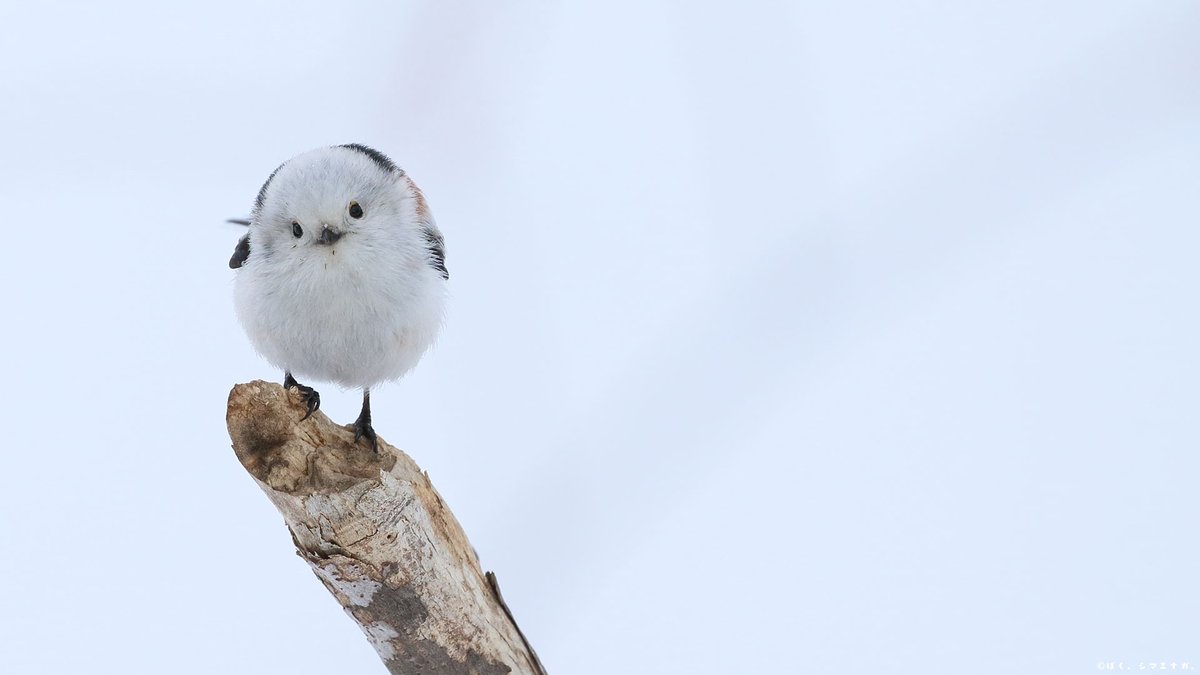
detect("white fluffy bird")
[229,144,447,450]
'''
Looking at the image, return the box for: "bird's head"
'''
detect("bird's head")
[247,144,425,263]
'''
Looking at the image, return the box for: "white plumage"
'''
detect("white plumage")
[230,144,447,447]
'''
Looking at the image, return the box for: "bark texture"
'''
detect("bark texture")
[227,380,545,675]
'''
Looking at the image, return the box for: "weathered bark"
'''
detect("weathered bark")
[226,380,545,675]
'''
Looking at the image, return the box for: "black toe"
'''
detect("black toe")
[353,419,378,452]
[283,373,321,421]
[296,385,321,421]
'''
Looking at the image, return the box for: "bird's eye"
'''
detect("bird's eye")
[348,201,364,219]
[292,221,303,238]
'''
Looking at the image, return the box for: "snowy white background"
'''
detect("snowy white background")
[2,2,1198,673]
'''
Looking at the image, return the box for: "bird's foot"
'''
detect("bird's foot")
[283,373,321,421]
[352,416,378,453]
[293,385,321,421]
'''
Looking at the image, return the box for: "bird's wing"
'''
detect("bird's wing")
[422,226,448,280]
[229,233,251,269]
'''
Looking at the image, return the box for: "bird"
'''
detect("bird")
[228,143,447,451]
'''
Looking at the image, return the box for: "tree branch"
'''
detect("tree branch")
[226,380,545,675]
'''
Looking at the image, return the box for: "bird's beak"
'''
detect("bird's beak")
[317,225,343,245]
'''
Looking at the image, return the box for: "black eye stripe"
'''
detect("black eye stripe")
[349,201,364,219]
[292,221,303,238]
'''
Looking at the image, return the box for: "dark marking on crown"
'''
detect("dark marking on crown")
[338,143,402,175]
[254,161,287,212]
[423,227,449,280]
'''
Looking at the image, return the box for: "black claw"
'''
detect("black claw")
[353,418,378,453]
[283,372,321,421]
[296,386,320,421]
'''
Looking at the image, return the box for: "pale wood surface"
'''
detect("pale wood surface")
[227,381,545,675]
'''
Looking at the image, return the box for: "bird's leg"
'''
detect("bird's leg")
[352,388,378,452]
[283,371,321,420]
